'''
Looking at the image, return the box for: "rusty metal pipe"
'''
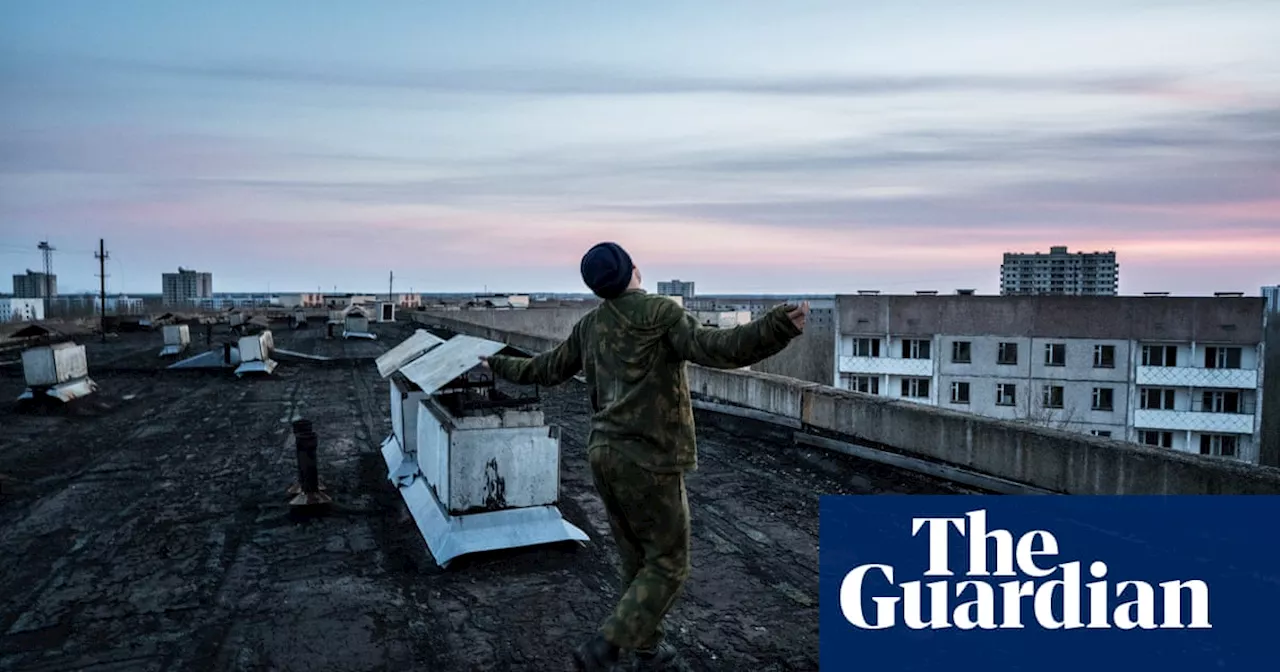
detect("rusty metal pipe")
[295,431,319,494]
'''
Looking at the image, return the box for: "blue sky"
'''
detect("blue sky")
[1,0,1277,295]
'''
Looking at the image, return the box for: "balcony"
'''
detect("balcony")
[1134,366,1258,389]
[1133,410,1255,434]
[839,356,933,377]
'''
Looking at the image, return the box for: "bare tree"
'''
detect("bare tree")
[1017,384,1080,431]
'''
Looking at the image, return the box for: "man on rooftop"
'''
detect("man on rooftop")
[482,241,808,671]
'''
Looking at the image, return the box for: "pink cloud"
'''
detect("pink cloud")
[1102,199,1280,221]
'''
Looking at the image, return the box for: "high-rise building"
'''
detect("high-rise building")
[12,270,57,298]
[832,294,1267,463]
[1264,285,1279,314]
[1000,246,1118,296]
[657,279,696,299]
[162,268,213,305]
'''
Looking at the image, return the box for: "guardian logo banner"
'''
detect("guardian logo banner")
[819,496,1280,670]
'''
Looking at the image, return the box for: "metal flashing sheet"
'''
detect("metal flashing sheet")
[376,329,446,379]
[397,334,506,395]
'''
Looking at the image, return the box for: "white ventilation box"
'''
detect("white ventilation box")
[343,309,376,340]
[377,331,587,568]
[160,324,190,356]
[234,330,277,376]
[19,342,97,402]
[23,342,88,387]
[378,302,396,323]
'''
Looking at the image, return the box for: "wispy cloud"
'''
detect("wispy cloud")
[109,59,1197,100]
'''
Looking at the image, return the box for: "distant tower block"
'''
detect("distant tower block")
[376,331,589,568]
[18,342,97,403]
[160,324,190,357]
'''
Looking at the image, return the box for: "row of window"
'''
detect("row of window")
[1136,431,1239,458]
[1140,345,1242,368]
[849,338,1245,370]
[1085,430,1239,459]
[850,377,1114,409]
[848,377,1250,415]
[1138,388,1248,413]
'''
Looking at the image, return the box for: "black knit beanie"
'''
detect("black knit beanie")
[580,242,634,299]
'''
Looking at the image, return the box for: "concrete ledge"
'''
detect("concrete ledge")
[794,433,1053,495]
[691,398,803,430]
[418,312,1280,495]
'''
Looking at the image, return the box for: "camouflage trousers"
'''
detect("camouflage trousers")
[589,444,692,651]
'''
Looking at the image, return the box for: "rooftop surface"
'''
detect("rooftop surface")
[0,321,975,671]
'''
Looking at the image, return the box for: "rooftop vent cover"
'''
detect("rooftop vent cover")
[343,308,376,340]
[160,324,190,357]
[378,332,588,568]
[234,330,277,377]
[19,342,98,403]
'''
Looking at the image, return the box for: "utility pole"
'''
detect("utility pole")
[388,270,394,304]
[95,239,109,342]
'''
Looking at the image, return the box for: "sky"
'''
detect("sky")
[1,0,1277,296]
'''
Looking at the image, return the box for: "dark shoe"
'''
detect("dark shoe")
[631,642,691,671]
[573,634,620,671]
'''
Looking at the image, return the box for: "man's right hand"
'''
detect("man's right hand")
[786,302,809,333]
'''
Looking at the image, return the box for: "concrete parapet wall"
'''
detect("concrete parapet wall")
[426,308,590,341]
[750,322,834,385]
[426,306,833,385]
[418,312,1280,495]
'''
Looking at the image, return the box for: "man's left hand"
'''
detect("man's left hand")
[786,301,809,333]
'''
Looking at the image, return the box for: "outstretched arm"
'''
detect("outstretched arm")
[482,327,583,386]
[665,302,805,369]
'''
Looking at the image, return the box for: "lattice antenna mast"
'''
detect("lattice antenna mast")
[37,240,55,297]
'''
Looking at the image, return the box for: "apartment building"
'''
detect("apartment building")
[12,270,57,299]
[691,311,752,329]
[161,268,213,305]
[396,293,423,309]
[48,294,145,315]
[657,279,696,300]
[1001,246,1118,296]
[833,294,1267,463]
[0,298,45,322]
[276,293,327,309]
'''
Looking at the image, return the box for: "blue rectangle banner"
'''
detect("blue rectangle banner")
[819,496,1280,671]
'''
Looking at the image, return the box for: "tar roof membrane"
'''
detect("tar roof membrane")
[0,322,972,671]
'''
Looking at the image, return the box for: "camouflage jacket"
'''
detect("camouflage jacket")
[485,289,803,472]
